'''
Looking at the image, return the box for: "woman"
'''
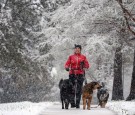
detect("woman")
[65,44,90,108]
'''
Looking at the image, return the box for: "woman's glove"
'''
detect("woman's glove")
[65,68,69,71]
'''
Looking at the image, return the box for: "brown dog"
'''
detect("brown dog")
[82,81,102,110]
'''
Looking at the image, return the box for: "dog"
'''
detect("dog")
[97,88,109,108]
[82,81,102,110]
[59,79,72,109]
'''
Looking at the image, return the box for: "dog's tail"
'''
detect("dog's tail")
[59,79,63,89]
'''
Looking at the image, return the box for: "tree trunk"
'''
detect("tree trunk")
[112,47,124,100]
[126,49,135,101]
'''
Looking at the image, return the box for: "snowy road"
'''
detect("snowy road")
[39,103,116,115]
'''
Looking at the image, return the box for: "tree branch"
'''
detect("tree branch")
[116,0,135,35]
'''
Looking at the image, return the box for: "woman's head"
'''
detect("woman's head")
[74,44,82,54]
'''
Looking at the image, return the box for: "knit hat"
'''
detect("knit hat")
[74,44,82,50]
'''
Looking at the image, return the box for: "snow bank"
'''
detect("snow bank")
[107,101,135,115]
[0,101,53,115]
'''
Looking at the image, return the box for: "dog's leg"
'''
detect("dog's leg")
[65,99,69,109]
[83,97,86,110]
[104,102,107,108]
[62,101,64,109]
[101,102,106,108]
[61,97,64,109]
[87,97,92,110]
[67,101,69,109]
[62,102,64,109]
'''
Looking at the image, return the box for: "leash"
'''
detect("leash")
[80,61,87,85]
[74,77,77,106]
[83,69,87,85]
[87,74,98,82]
[70,68,78,106]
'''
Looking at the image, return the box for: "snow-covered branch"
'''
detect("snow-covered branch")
[116,0,135,35]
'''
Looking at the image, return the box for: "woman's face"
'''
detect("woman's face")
[74,47,81,54]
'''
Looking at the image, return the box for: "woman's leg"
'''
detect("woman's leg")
[69,74,76,107]
[76,74,84,108]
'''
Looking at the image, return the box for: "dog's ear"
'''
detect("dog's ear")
[60,79,63,83]
[59,79,63,89]
[105,89,109,94]
[93,82,97,85]
[91,82,97,89]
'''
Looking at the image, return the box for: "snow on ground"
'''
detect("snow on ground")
[0,101,53,115]
[107,101,135,115]
[39,102,116,115]
[0,101,135,115]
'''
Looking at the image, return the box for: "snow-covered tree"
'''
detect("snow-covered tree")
[0,0,54,102]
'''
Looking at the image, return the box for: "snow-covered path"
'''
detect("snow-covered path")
[39,103,116,115]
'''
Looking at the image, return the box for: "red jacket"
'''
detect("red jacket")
[65,53,90,75]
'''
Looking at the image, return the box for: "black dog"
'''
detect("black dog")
[59,79,72,109]
[97,87,109,108]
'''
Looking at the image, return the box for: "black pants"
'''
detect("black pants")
[69,74,84,106]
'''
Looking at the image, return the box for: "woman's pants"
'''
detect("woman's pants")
[69,74,84,107]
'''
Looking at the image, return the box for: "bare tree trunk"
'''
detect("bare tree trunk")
[112,47,124,100]
[126,49,135,100]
